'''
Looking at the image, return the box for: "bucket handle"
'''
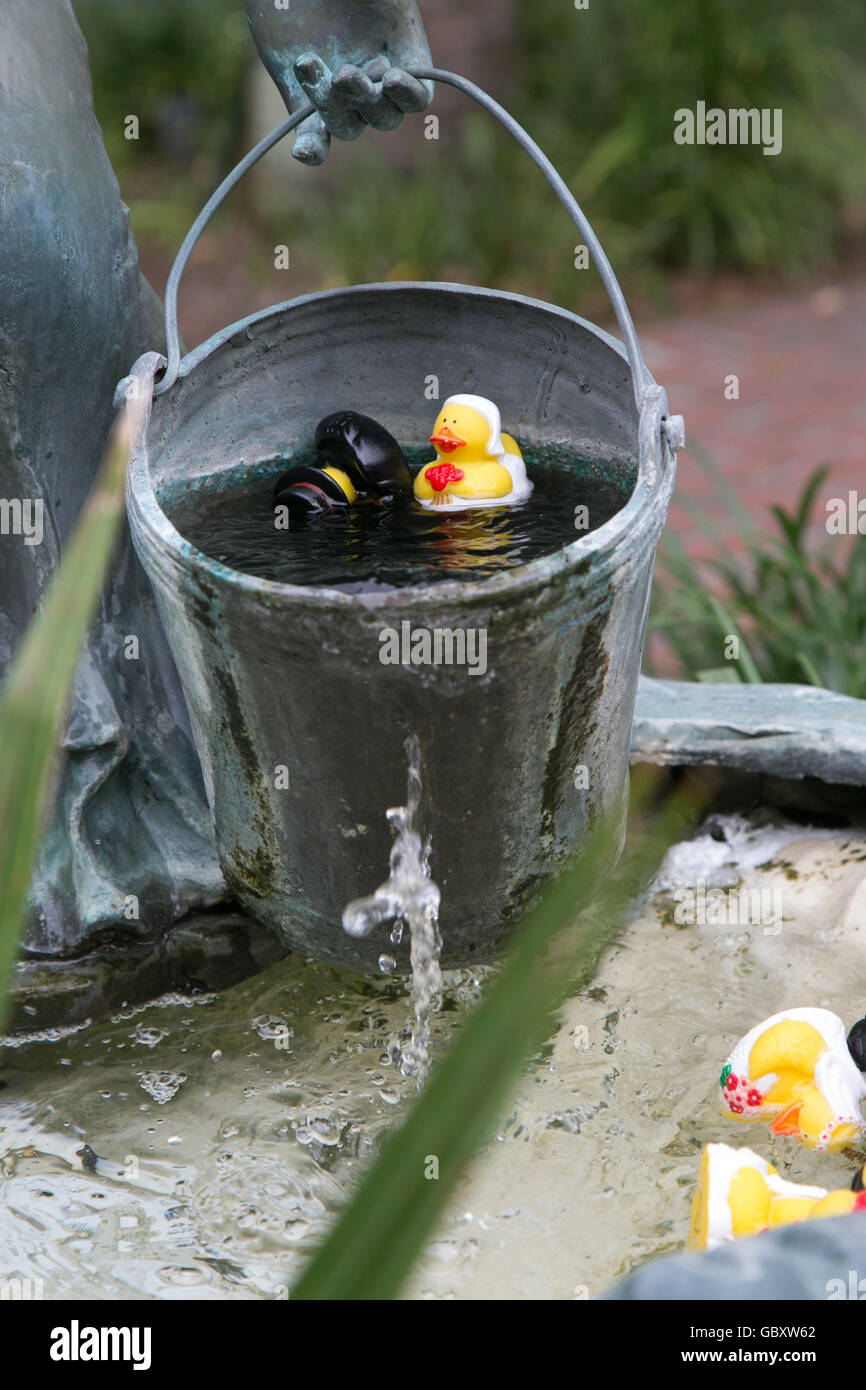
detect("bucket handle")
[153,67,663,423]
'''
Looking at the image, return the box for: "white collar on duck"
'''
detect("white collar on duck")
[442,394,505,459]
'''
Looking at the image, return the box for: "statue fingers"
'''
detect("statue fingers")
[291,111,331,167]
[332,65,404,132]
[363,56,390,83]
[382,69,434,115]
[293,51,331,104]
[294,52,365,142]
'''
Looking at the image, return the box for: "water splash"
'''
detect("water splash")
[342,735,442,1082]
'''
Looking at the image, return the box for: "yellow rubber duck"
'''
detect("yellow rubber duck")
[719,1008,866,1152]
[689,1142,866,1251]
[413,394,533,512]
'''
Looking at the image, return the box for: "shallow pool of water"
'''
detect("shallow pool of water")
[2,815,864,1300]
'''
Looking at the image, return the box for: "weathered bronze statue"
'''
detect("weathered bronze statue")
[0,0,432,1021]
[245,0,433,165]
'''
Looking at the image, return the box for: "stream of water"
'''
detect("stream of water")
[342,734,442,1083]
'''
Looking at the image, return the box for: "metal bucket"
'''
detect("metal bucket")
[124,70,681,973]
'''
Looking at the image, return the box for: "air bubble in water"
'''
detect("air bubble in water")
[379,954,396,974]
[137,1071,187,1105]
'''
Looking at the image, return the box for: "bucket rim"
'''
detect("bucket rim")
[128,280,675,612]
[176,280,635,395]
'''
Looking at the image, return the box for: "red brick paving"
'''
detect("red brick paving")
[639,276,866,554]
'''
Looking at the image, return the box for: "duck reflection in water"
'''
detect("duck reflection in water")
[423,504,526,573]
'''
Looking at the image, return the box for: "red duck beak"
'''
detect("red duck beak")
[430,425,466,453]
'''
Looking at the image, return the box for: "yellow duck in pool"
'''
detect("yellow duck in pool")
[689,1143,866,1251]
[719,1008,866,1152]
[413,394,533,513]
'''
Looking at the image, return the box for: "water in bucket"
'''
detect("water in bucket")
[163,447,635,593]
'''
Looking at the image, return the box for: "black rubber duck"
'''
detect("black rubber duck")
[847,1013,866,1191]
[847,1014,866,1072]
[273,410,411,520]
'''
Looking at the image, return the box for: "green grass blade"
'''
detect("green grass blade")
[705,594,763,684]
[688,442,759,538]
[291,776,703,1301]
[0,407,135,1023]
[795,651,825,688]
[649,462,865,696]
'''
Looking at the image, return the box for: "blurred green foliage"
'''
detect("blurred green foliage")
[518,0,866,275]
[73,0,250,175]
[288,118,569,293]
[73,0,866,290]
[650,460,866,697]
[289,0,866,294]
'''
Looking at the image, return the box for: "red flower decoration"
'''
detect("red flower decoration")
[725,1073,739,1092]
[747,1089,762,1107]
[425,462,465,493]
[730,1102,744,1114]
